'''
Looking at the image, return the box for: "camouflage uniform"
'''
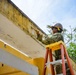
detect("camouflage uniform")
[43,32,64,74]
[43,33,64,45]
[43,23,71,75]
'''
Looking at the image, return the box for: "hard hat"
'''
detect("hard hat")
[50,23,63,31]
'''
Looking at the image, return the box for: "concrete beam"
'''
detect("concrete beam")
[0,13,45,58]
[0,49,38,75]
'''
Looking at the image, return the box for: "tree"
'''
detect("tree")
[63,26,76,63]
[67,42,76,63]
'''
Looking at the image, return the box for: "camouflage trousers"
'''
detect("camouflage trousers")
[55,50,71,75]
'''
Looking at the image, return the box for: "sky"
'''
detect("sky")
[11,0,76,34]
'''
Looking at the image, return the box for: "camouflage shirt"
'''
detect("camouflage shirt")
[43,33,64,45]
[43,33,70,74]
[43,32,64,74]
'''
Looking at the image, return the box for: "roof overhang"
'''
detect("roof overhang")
[0,13,45,58]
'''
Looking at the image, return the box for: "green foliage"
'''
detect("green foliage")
[64,27,76,63]
[67,42,76,63]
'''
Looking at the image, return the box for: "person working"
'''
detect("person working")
[43,23,70,75]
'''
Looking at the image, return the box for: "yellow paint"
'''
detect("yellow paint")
[0,65,20,75]
[46,41,65,51]
[0,41,32,63]
[9,72,30,75]
[33,58,44,75]
[0,0,48,75]
[0,65,30,75]
[0,40,32,75]
[0,40,52,75]
[33,58,51,75]
[0,0,46,43]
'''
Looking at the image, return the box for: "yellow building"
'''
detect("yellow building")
[0,1,75,75]
[0,0,49,75]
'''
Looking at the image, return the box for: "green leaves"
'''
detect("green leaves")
[67,41,76,63]
[64,27,76,63]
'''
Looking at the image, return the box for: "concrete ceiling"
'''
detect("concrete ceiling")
[0,14,45,58]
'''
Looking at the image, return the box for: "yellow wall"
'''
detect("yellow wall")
[0,40,32,75]
[0,0,46,43]
[0,65,30,75]
[33,58,51,75]
[0,0,49,75]
[0,40,51,75]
